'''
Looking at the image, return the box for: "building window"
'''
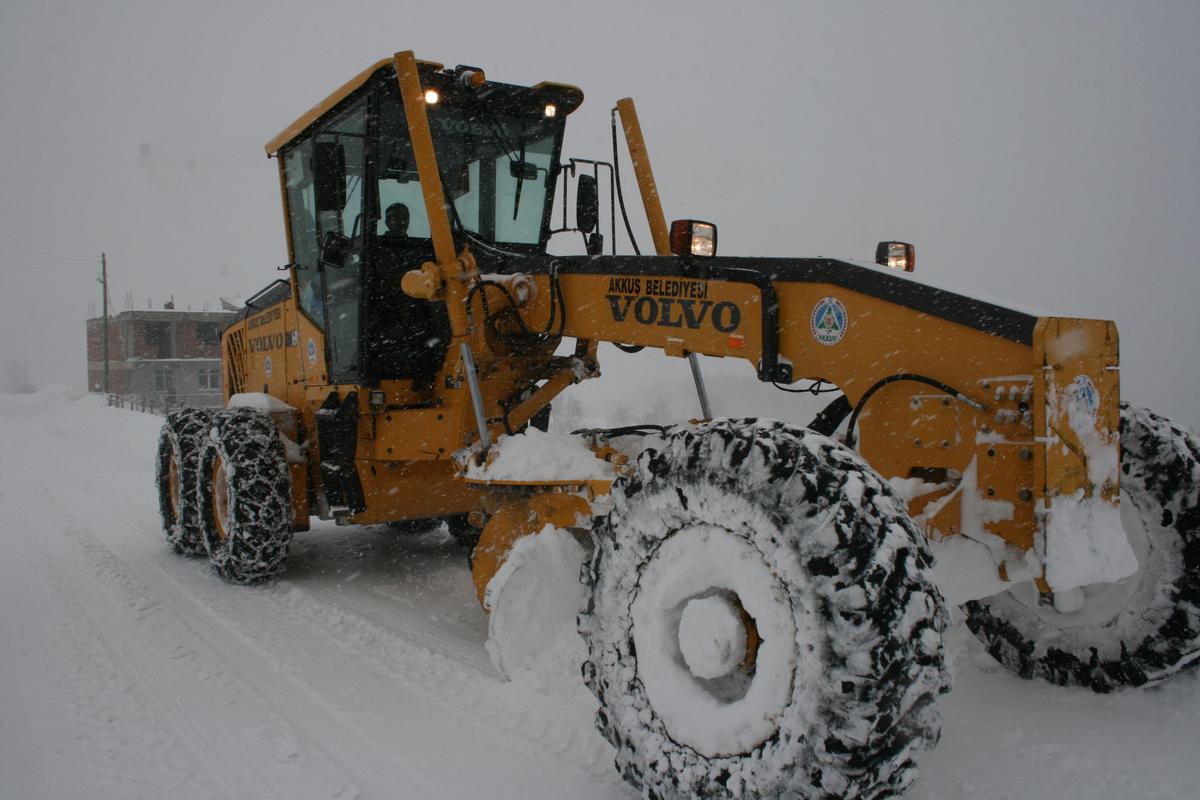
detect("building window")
[196,323,222,347]
[144,321,172,358]
[154,368,174,393]
[198,367,221,391]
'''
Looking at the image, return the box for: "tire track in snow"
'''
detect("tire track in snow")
[9,398,631,798]
[33,474,624,797]
[29,477,380,800]
[37,544,237,800]
[292,577,495,675]
[269,574,623,785]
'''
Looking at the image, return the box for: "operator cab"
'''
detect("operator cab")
[267,58,581,387]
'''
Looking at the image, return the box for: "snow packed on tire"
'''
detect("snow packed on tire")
[580,418,951,799]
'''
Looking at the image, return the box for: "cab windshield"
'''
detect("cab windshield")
[427,105,560,247]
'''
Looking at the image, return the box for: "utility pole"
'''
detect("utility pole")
[100,252,109,394]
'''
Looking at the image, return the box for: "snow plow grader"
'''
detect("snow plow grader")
[157,51,1199,799]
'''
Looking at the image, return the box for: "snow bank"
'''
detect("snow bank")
[33,383,87,402]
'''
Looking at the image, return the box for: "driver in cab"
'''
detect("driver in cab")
[381,202,409,241]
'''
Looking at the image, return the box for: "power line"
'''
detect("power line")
[0,247,99,262]
[0,262,99,274]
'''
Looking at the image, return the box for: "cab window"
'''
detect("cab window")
[283,139,323,325]
[375,88,432,240]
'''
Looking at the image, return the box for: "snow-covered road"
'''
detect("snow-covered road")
[1,389,1197,799]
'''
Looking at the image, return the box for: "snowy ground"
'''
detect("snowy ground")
[1,388,1197,799]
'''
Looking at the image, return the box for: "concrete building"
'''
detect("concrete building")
[86,308,237,410]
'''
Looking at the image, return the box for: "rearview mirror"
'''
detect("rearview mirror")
[576,174,598,234]
[509,161,539,181]
[382,151,413,183]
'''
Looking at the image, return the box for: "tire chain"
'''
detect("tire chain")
[198,407,294,584]
[156,408,214,556]
[580,418,950,799]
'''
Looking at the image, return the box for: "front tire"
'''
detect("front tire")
[197,408,294,584]
[580,419,950,800]
[964,404,1200,691]
[156,408,213,556]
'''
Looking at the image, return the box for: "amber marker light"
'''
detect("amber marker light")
[544,103,558,118]
[424,88,441,105]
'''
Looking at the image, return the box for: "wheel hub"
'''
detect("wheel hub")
[678,594,749,680]
[211,456,230,542]
[167,454,182,522]
[631,523,808,757]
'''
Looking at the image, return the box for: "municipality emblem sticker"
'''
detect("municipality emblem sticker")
[810,297,848,346]
[307,338,318,365]
[1068,374,1099,417]
[264,355,273,378]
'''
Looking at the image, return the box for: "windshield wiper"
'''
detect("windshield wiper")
[462,93,532,222]
[512,137,526,221]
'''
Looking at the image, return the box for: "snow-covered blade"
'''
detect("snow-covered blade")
[484,524,589,679]
[465,429,616,484]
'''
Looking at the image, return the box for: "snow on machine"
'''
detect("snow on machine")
[156,51,1200,799]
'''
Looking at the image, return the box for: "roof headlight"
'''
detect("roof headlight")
[875,241,915,272]
[669,219,718,258]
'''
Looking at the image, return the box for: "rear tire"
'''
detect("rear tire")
[155,408,212,556]
[581,419,950,799]
[964,404,1200,690]
[197,408,294,584]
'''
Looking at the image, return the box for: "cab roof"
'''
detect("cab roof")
[264,54,584,157]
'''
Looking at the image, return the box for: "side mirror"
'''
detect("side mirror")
[509,161,539,181]
[585,232,604,256]
[576,173,598,234]
[320,231,351,269]
[313,141,346,212]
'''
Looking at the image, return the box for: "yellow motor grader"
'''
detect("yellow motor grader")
[156,51,1200,799]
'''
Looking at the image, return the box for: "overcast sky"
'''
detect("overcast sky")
[1,0,1197,429]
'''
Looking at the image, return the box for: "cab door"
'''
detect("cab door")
[312,98,368,386]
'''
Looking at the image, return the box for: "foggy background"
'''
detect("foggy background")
[1,0,1196,430]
